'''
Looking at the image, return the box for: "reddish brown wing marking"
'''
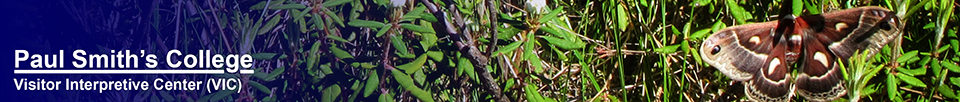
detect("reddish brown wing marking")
[700,22,780,81]
[793,6,901,101]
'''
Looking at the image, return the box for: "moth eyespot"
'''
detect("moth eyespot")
[748,36,761,44]
[835,23,848,31]
[711,45,722,55]
[768,58,781,75]
[879,20,893,30]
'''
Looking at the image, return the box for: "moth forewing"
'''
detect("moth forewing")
[700,22,781,81]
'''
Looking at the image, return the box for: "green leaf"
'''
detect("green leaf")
[209,90,235,102]
[322,7,345,27]
[264,67,285,81]
[307,42,322,69]
[323,0,351,7]
[376,24,392,37]
[378,91,395,102]
[950,77,960,87]
[939,85,958,99]
[249,81,271,94]
[459,57,478,82]
[251,53,287,60]
[524,85,545,102]
[944,61,960,73]
[690,28,711,39]
[724,0,753,24]
[898,50,919,63]
[654,44,682,53]
[348,20,386,28]
[331,46,354,59]
[391,35,413,58]
[897,67,927,76]
[322,84,342,102]
[539,6,564,23]
[249,1,284,10]
[364,70,380,97]
[896,73,927,87]
[497,40,523,55]
[359,62,377,69]
[400,23,436,33]
[541,36,584,50]
[272,4,306,10]
[396,54,428,74]
[426,51,444,61]
[327,34,350,43]
[616,5,629,31]
[420,33,438,50]
[525,33,543,73]
[421,13,438,22]
[887,72,899,100]
[258,14,282,35]
[391,69,435,102]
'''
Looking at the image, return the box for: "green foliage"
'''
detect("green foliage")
[135,0,960,101]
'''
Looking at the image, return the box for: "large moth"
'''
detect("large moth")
[699,6,901,101]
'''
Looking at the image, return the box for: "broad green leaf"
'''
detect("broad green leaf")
[459,57,478,82]
[887,73,899,100]
[939,85,958,99]
[654,44,682,53]
[420,33,438,50]
[391,35,413,58]
[725,0,753,24]
[258,14,282,35]
[323,0,351,7]
[950,77,960,87]
[690,28,711,39]
[322,84,342,102]
[249,1,284,10]
[396,54,428,74]
[539,6,564,23]
[298,10,309,33]
[327,34,350,42]
[322,7,345,27]
[525,33,543,73]
[364,70,380,97]
[898,50,919,63]
[497,40,523,55]
[897,67,926,76]
[541,36,584,50]
[359,62,377,69]
[944,61,960,73]
[253,68,270,80]
[264,67,285,81]
[897,73,927,87]
[348,20,385,28]
[209,90,235,102]
[307,42,321,69]
[331,46,354,59]
[391,69,435,102]
[271,4,306,10]
[378,92,395,101]
[426,51,443,61]
[952,39,959,53]
[524,85,545,102]
[249,81,271,94]
[421,13,437,22]
[400,23,436,33]
[616,5,628,31]
[376,24,392,37]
